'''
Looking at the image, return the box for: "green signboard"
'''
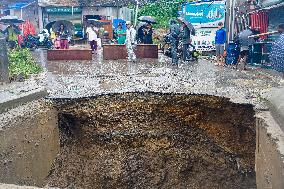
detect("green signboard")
[46,7,82,13]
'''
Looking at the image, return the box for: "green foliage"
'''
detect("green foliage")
[138,0,185,28]
[8,48,42,79]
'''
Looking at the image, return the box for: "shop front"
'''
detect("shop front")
[231,0,283,68]
[42,7,82,29]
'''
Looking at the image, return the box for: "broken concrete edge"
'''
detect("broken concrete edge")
[0,87,48,114]
[256,111,284,164]
[262,86,284,131]
[0,184,59,189]
[0,184,41,188]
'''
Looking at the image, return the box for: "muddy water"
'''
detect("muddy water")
[48,93,256,189]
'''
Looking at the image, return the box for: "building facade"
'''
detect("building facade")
[226,0,284,42]
[38,0,133,31]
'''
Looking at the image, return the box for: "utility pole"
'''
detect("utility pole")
[0,33,9,83]
[134,0,139,26]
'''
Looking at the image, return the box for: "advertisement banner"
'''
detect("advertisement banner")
[183,1,225,28]
[191,28,218,51]
[45,7,82,13]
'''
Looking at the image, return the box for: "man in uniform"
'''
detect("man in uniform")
[125,21,137,62]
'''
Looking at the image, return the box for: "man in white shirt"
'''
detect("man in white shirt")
[86,23,98,53]
[125,21,137,62]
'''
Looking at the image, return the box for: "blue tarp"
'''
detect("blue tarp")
[113,19,126,30]
[8,3,29,10]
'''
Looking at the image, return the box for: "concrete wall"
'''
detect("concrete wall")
[82,6,131,21]
[255,111,284,189]
[11,4,40,33]
[0,100,60,187]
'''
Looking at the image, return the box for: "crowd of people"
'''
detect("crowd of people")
[167,18,284,78]
[1,17,283,77]
[114,22,154,45]
[50,24,70,49]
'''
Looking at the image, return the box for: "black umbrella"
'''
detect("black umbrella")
[0,16,24,24]
[177,17,195,35]
[52,20,75,33]
[136,22,147,30]
[138,16,157,24]
[45,21,56,33]
[177,17,194,30]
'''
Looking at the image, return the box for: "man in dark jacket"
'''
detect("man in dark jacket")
[169,19,180,64]
[237,27,259,70]
[180,23,191,61]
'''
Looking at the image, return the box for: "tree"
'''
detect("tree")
[138,0,186,28]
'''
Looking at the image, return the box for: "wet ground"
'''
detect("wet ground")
[33,48,282,108]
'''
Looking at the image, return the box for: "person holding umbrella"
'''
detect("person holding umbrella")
[125,21,137,62]
[57,24,69,49]
[143,23,153,44]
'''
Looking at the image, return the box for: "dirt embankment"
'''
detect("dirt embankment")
[47,93,256,189]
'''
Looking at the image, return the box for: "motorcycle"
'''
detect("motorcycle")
[161,33,199,61]
[21,29,53,49]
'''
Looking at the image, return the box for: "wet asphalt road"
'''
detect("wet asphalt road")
[33,49,282,107]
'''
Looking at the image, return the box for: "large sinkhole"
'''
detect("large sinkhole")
[49,92,256,189]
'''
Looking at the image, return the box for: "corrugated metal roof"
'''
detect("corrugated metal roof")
[38,0,137,7]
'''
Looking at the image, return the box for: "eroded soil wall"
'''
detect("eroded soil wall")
[48,93,256,189]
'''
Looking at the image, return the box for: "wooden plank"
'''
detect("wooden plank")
[47,49,92,61]
[103,44,158,60]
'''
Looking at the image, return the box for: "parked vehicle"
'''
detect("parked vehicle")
[162,33,199,61]
[21,29,53,49]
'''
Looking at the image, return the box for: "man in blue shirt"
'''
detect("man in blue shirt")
[215,22,226,66]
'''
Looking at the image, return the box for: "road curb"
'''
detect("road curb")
[0,87,48,114]
[264,86,284,131]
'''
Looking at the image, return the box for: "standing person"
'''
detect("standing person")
[116,23,126,44]
[143,23,153,44]
[57,24,69,49]
[169,19,180,65]
[237,27,258,70]
[137,25,145,44]
[214,22,226,66]
[86,23,99,53]
[125,21,137,62]
[3,25,20,49]
[180,22,191,61]
[270,24,284,79]
[53,32,61,49]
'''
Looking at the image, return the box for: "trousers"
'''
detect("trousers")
[126,43,136,61]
